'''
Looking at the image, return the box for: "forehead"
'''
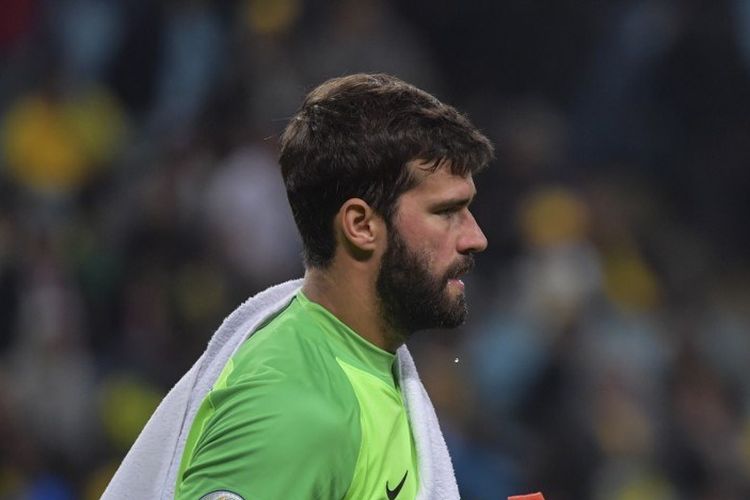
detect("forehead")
[403,160,477,200]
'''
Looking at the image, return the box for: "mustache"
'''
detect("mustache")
[444,255,475,281]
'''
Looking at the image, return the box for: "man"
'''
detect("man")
[103,73,493,500]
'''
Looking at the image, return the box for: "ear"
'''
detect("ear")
[336,198,384,260]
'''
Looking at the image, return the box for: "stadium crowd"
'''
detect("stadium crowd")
[1,0,749,498]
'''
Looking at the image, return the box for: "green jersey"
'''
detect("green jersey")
[175,291,419,500]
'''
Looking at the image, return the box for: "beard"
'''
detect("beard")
[376,227,474,336]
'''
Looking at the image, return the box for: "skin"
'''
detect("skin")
[302,160,488,353]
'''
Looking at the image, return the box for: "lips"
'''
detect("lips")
[445,256,474,283]
[448,278,465,291]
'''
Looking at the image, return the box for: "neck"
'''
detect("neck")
[302,265,405,353]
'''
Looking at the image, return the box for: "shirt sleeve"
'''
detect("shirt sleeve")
[175,372,361,500]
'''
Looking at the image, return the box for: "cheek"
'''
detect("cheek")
[395,211,455,267]
[407,232,454,273]
[422,222,457,261]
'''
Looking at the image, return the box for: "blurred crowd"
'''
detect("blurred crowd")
[1,0,749,499]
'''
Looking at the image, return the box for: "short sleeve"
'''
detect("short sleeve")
[175,373,361,500]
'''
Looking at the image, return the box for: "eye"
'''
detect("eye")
[435,206,461,218]
[432,198,473,219]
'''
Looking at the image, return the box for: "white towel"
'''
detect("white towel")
[102,278,460,500]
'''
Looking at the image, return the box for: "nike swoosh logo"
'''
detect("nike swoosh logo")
[386,470,408,500]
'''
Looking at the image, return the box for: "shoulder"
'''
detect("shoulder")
[205,300,361,446]
[179,362,361,499]
[207,362,359,447]
[178,385,361,498]
[225,298,353,398]
[177,296,366,499]
[230,297,319,371]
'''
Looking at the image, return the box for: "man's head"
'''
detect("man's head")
[279,73,493,333]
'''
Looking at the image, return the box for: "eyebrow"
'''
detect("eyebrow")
[430,194,475,211]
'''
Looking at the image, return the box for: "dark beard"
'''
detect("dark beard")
[376,227,474,336]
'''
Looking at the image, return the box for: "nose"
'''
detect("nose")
[458,211,488,254]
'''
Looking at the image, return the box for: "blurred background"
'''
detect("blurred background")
[1,0,750,498]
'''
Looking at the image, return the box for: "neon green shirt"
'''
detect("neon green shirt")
[175,291,419,500]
